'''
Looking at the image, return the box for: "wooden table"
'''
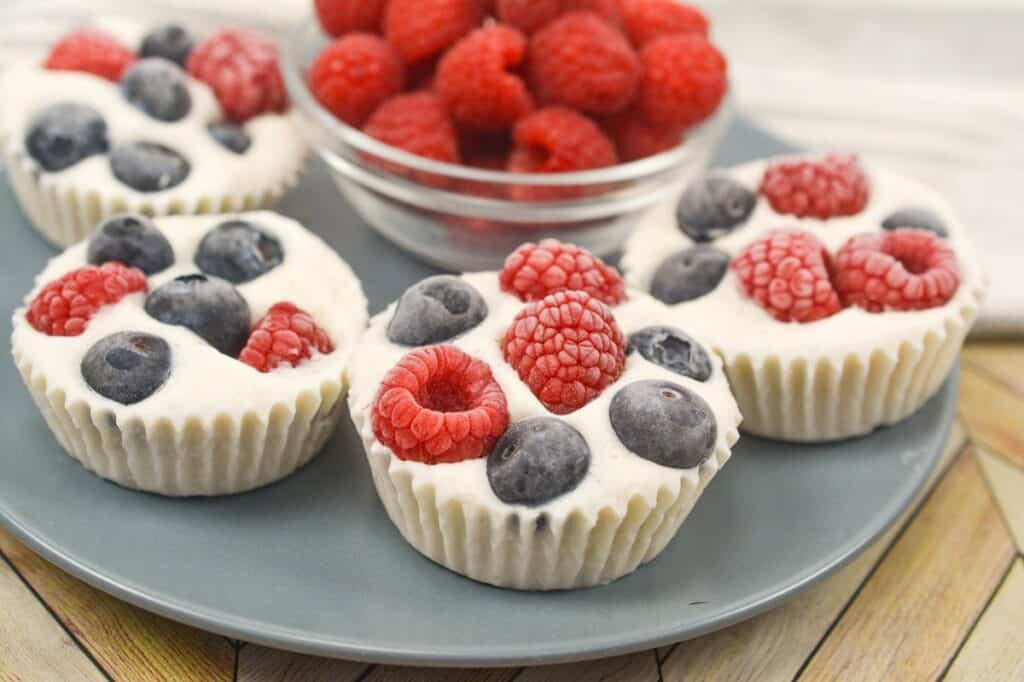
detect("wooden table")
[3,342,1023,682]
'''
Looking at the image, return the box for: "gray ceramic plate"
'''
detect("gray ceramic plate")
[0,122,957,667]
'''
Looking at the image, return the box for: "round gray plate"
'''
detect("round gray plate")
[0,122,956,667]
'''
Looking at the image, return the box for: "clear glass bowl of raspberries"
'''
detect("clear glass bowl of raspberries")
[282,3,733,270]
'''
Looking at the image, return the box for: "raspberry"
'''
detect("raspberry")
[528,12,641,116]
[621,0,708,47]
[26,263,147,337]
[503,290,626,414]
[496,0,621,34]
[637,34,727,128]
[239,302,334,372]
[44,29,135,82]
[834,229,960,312]
[363,91,460,164]
[187,28,287,122]
[308,34,405,128]
[372,345,509,464]
[500,240,626,305]
[759,154,870,220]
[435,26,533,132]
[314,0,387,37]
[601,107,684,161]
[384,0,482,65]
[732,229,842,323]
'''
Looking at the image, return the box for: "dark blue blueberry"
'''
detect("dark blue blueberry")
[387,275,488,346]
[110,142,190,192]
[882,207,948,238]
[139,24,196,66]
[651,245,729,305]
[194,220,283,283]
[677,174,757,242]
[487,418,590,506]
[144,274,250,355]
[25,102,109,172]
[120,58,192,122]
[208,122,251,154]
[87,214,174,275]
[81,332,171,405]
[628,326,712,382]
[610,380,717,469]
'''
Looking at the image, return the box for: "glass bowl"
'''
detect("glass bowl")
[282,18,734,271]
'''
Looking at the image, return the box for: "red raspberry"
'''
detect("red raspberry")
[26,263,147,337]
[528,12,641,116]
[187,28,288,122]
[497,0,621,34]
[363,91,460,164]
[384,0,482,65]
[834,229,960,312]
[620,0,709,47]
[760,154,870,220]
[372,345,510,464]
[601,107,685,161]
[314,0,388,37]
[500,240,626,305]
[503,290,626,414]
[637,34,727,128]
[732,229,842,323]
[44,29,135,82]
[239,302,334,372]
[435,26,533,132]
[308,34,404,128]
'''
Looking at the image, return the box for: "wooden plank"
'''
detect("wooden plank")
[963,342,1024,397]
[958,366,1024,468]
[945,560,1024,682]
[797,450,1016,681]
[516,651,658,682]
[236,645,369,681]
[0,527,234,682]
[0,556,106,682]
[361,666,518,682]
[977,447,1024,552]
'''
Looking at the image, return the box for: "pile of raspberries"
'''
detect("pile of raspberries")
[310,0,728,182]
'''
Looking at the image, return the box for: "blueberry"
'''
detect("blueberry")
[120,58,192,122]
[208,122,251,154]
[81,332,171,405]
[677,174,757,242]
[87,214,174,275]
[194,220,283,283]
[628,326,712,382]
[487,418,590,506]
[651,246,730,305]
[387,276,488,346]
[139,23,195,66]
[882,207,948,238]
[610,380,717,469]
[110,142,190,192]
[25,102,109,172]
[145,274,250,355]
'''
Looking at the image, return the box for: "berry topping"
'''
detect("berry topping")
[834,229,960,312]
[732,229,842,323]
[620,0,709,47]
[187,28,287,122]
[435,26,533,133]
[363,92,460,164]
[372,345,509,464]
[207,122,251,154]
[308,34,405,127]
[502,290,626,414]
[636,34,727,128]
[120,58,192,122]
[145,274,250,355]
[109,142,190,192]
[194,220,284,284]
[384,0,483,65]
[610,380,716,469]
[676,174,757,242]
[528,12,640,116]
[239,302,333,372]
[25,102,109,172]
[650,245,729,305]
[44,29,136,82]
[87,214,174,275]
[315,0,388,37]
[496,0,622,34]
[387,275,488,346]
[759,154,870,220]
[882,207,949,238]
[628,326,712,382]
[601,108,684,162]
[499,239,626,305]
[26,263,147,337]
[487,417,590,506]
[139,24,196,66]
[81,332,171,405]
